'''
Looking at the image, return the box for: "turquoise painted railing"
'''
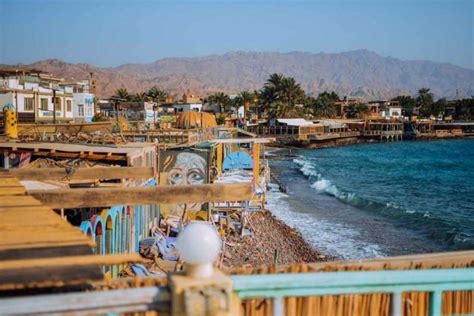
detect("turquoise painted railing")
[231,268,474,316]
[0,268,472,315]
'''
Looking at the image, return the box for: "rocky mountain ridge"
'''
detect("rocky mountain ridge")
[4,50,473,100]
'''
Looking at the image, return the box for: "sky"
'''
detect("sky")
[0,0,473,69]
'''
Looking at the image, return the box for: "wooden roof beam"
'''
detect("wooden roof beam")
[29,183,253,208]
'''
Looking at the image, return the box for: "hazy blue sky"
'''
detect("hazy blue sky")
[1,0,472,69]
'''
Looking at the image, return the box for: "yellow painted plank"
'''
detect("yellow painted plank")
[0,178,22,186]
[0,196,42,207]
[0,187,26,195]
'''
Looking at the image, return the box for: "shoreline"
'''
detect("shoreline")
[222,209,330,270]
[271,134,474,151]
[226,138,473,269]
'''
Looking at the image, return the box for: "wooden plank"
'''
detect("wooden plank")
[0,286,170,314]
[0,178,22,186]
[0,264,103,291]
[1,167,155,181]
[0,187,26,195]
[0,240,94,251]
[0,233,94,249]
[0,253,145,271]
[0,206,55,213]
[0,245,93,261]
[0,196,41,207]
[29,183,253,208]
[305,250,474,272]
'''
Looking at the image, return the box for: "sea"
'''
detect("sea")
[266,139,474,260]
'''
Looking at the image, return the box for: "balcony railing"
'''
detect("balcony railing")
[232,268,474,316]
[1,267,472,315]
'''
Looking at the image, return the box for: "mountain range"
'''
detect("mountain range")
[5,50,474,100]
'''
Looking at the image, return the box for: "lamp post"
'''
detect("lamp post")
[171,221,237,315]
[176,221,221,278]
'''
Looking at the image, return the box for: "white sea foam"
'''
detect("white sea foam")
[265,184,385,260]
[311,179,331,191]
[295,157,345,198]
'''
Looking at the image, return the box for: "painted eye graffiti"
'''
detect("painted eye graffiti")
[187,169,205,184]
[168,171,184,185]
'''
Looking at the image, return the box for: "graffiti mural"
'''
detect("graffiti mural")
[159,150,210,214]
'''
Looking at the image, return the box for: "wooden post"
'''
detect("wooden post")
[253,143,260,186]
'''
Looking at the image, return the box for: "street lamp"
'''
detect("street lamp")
[176,221,222,278]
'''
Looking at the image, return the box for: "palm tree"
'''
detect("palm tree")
[281,76,305,109]
[207,92,231,113]
[146,86,168,102]
[113,88,131,101]
[259,73,305,118]
[233,91,256,119]
[130,92,148,102]
[310,91,339,118]
[392,95,416,116]
[416,88,434,117]
[235,91,254,108]
[346,103,369,119]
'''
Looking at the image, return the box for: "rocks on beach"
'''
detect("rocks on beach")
[223,209,329,270]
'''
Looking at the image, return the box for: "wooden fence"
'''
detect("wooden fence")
[0,266,471,315]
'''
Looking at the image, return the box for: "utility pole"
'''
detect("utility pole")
[52,89,57,124]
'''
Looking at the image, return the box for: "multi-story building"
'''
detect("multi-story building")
[370,100,402,119]
[335,96,370,118]
[60,80,96,122]
[0,68,74,123]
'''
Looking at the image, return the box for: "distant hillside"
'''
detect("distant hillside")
[6,50,474,100]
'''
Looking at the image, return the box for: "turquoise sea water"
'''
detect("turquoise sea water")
[267,140,474,259]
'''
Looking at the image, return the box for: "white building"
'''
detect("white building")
[173,103,202,112]
[380,103,402,119]
[61,80,95,122]
[0,69,74,123]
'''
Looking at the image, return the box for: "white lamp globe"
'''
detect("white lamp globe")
[177,221,222,265]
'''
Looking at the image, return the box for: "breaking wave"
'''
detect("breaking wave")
[294,157,413,216]
[265,183,385,259]
[293,148,473,250]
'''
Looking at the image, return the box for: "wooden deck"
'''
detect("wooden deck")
[0,176,141,293]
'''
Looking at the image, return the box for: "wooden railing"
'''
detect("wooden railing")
[1,267,472,315]
[122,127,220,145]
[233,268,473,316]
[362,130,404,136]
[246,125,300,136]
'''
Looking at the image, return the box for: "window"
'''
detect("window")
[54,97,62,111]
[24,97,34,111]
[66,100,72,112]
[78,104,84,116]
[40,98,48,110]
